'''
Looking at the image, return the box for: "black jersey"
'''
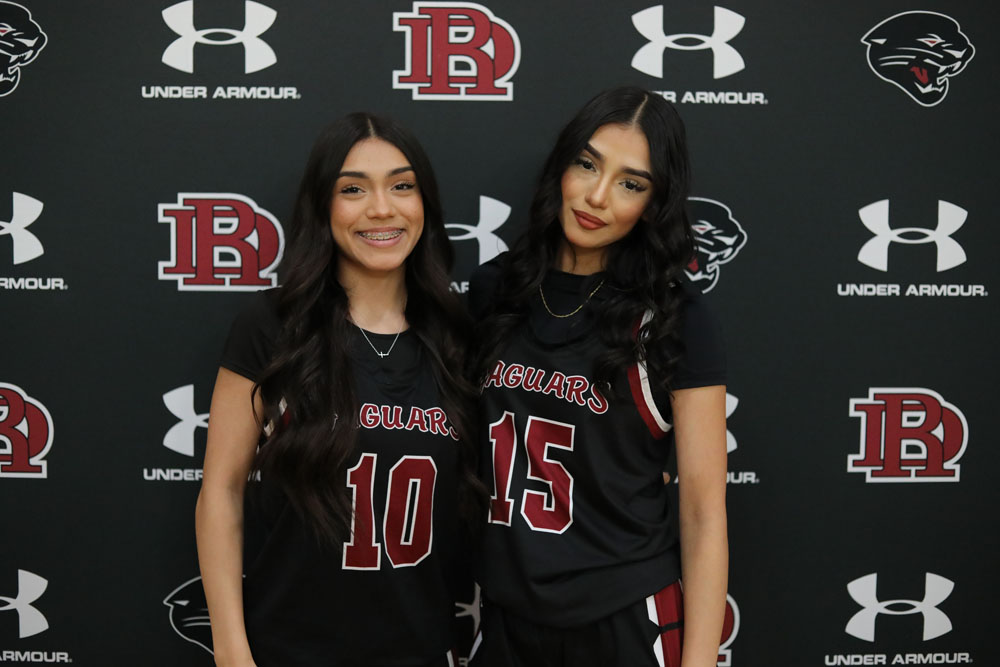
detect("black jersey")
[220,290,463,666]
[470,256,725,628]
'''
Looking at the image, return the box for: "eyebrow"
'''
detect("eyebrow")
[337,165,414,179]
[583,143,653,181]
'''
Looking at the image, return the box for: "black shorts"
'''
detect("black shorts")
[471,581,683,667]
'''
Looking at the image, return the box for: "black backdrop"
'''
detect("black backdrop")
[2,1,998,665]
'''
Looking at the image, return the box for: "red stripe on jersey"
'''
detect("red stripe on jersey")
[653,581,684,667]
[629,317,668,440]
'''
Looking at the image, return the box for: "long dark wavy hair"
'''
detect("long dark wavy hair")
[252,112,486,542]
[476,87,696,396]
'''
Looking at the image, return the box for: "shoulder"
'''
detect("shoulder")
[677,280,719,338]
[672,279,726,390]
[232,287,281,338]
[220,288,282,382]
[468,252,508,319]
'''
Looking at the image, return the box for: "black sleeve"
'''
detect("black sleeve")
[670,286,727,390]
[219,289,281,383]
[467,253,506,320]
[649,284,726,410]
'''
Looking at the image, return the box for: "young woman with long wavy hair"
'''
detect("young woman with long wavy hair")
[470,87,728,667]
[196,113,484,667]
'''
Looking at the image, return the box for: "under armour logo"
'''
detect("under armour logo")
[163,385,209,457]
[631,5,745,79]
[161,0,277,74]
[455,583,482,636]
[445,196,510,265]
[0,570,49,639]
[857,199,967,272]
[0,192,44,265]
[846,572,953,642]
[725,393,738,453]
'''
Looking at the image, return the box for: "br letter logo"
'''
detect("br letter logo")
[848,388,967,482]
[0,383,53,479]
[158,193,284,291]
[393,2,520,100]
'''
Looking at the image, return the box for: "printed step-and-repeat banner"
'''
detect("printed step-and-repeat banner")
[2,1,997,664]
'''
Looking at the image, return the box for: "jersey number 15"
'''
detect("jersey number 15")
[489,412,575,534]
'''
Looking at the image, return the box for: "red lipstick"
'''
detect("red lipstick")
[573,209,606,230]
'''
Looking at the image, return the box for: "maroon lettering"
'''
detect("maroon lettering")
[426,407,448,437]
[522,366,546,392]
[343,454,438,569]
[394,5,519,99]
[343,454,381,569]
[488,411,517,525]
[486,360,505,389]
[587,383,610,414]
[541,372,567,399]
[501,363,525,388]
[158,194,283,290]
[564,375,589,407]
[359,403,380,428]
[381,405,405,430]
[384,456,437,566]
[0,385,51,477]
[848,389,967,482]
[521,416,575,533]
[405,407,428,432]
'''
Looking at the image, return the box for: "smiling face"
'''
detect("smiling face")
[329,138,424,281]
[558,123,654,274]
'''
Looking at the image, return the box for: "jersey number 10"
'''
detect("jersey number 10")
[342,453,437,570]
[489,412,576,534]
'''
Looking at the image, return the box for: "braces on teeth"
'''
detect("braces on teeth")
[360,230,403,240]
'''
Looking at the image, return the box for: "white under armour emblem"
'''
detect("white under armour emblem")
[0,192,44,265]
[857,200,967,272]
[455,583,482,636]
[631,5,746,79]
[725,393,738,454]
[0,570,49,639]
[163,385,209,457]
[161,0,277,74]
[846,572,953,642]
[445,196,510,265]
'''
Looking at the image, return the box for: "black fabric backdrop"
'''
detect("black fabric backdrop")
[2,1,997,665]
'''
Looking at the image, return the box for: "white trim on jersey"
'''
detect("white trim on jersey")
[637,310,671,434]
[262,396,288,436]
[469,630,483,661]
[646,593,666,667]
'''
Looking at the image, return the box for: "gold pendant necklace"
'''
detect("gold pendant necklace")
[538,279,605,318]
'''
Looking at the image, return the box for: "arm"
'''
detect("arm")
[671,384,728,667]
[195,368,262,667]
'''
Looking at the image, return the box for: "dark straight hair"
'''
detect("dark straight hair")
[476,87,696,395]
[254,112,486,542]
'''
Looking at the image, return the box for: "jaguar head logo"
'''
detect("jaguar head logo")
[685,197,747,293]
[163,577,213,655]
[0,1,47,97]
[862,11,975,107]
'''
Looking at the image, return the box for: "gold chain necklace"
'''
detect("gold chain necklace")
[538,279,605,318]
